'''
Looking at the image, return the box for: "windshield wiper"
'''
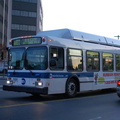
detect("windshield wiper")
[13,69,16,75]
[29,69,35,75]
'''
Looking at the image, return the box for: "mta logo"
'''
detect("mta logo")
[21,78,26,85]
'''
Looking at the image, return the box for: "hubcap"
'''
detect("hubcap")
[68,82,76,95]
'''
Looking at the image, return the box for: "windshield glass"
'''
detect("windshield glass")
[25,46,48,70]
[9,48,25,70]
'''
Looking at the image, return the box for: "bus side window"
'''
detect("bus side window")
[50,47,64,70]
[102,53,114,71]
[86,51,100,71]
[67,48,83,71]
[116,54,120,71]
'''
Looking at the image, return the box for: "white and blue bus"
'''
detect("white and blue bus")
[3,29,120,97]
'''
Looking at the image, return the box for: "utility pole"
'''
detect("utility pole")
[2,0,5,45]
[114,35,120,40]
[2,0,6,78]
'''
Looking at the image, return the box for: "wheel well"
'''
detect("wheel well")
[66,76,80,92]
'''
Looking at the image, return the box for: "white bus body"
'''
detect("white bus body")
[3,29,120,97]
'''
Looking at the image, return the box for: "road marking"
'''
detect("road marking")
[89,117,102,120]
[0,92,116,109]
[0,102,43,108]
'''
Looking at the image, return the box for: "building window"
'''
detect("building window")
[12,24,36,31]
[12,10,37,18]
[13,0,37,3]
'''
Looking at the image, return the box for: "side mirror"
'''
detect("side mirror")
[50,59,57,66]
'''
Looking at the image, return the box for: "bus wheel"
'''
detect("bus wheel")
[66,79,77,97]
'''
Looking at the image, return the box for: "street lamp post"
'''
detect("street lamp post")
[114,35,120,40]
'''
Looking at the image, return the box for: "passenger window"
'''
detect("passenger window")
[67,49,83,71]
[102,53,114,71]
[86,51,100,71]
[116,54,120,71]
[50,47,64,70]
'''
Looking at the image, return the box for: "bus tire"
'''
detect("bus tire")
[66,78,77,97]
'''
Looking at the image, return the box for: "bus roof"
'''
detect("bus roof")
[37,28,120,47]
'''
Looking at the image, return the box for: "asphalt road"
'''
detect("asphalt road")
[0,90,120,120]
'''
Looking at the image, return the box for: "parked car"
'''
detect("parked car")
[117,80,120,97]
[0,61,8,73]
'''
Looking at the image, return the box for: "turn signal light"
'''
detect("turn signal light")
[21,36,32,38]
[117,81,120,86]
[42,37,46,42]
[9,40,12,45]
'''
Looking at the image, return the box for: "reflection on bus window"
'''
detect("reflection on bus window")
[50,47,64,70]
[102,53,114,71]
[67,49,83,71]
[86,51,100,71]
[25,46,48,70]
[9,48,25,70]
[116,54,120,71]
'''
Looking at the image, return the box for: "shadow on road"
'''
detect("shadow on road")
[2,88,116,103]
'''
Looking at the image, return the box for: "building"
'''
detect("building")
[0,0,43,52]
[0,0,8,48]
[8,0,43,40]
[0,0,43,75]
[1,0,43,46]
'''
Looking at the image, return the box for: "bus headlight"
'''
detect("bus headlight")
[6,80,13,85]
[7,80,11,84]
[35,82,43,87]
[38,82,43,86]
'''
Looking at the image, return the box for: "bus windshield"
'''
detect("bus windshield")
[24,46,48,70]
[9,48,25,70]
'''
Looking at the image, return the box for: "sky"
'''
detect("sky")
[42,0,120,39]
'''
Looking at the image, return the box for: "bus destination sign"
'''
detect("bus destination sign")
[12,37,42,46]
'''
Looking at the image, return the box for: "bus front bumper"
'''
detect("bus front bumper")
[3,85,48,95]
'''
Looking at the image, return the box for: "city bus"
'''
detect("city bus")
[3,29,120,97]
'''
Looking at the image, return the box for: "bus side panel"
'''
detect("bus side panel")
[80,83,93,91]
[48,78,66,94]
[80,77,93,91]
[93,72,118,90]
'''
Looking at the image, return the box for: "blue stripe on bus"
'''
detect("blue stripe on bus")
[8,72,94,78]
